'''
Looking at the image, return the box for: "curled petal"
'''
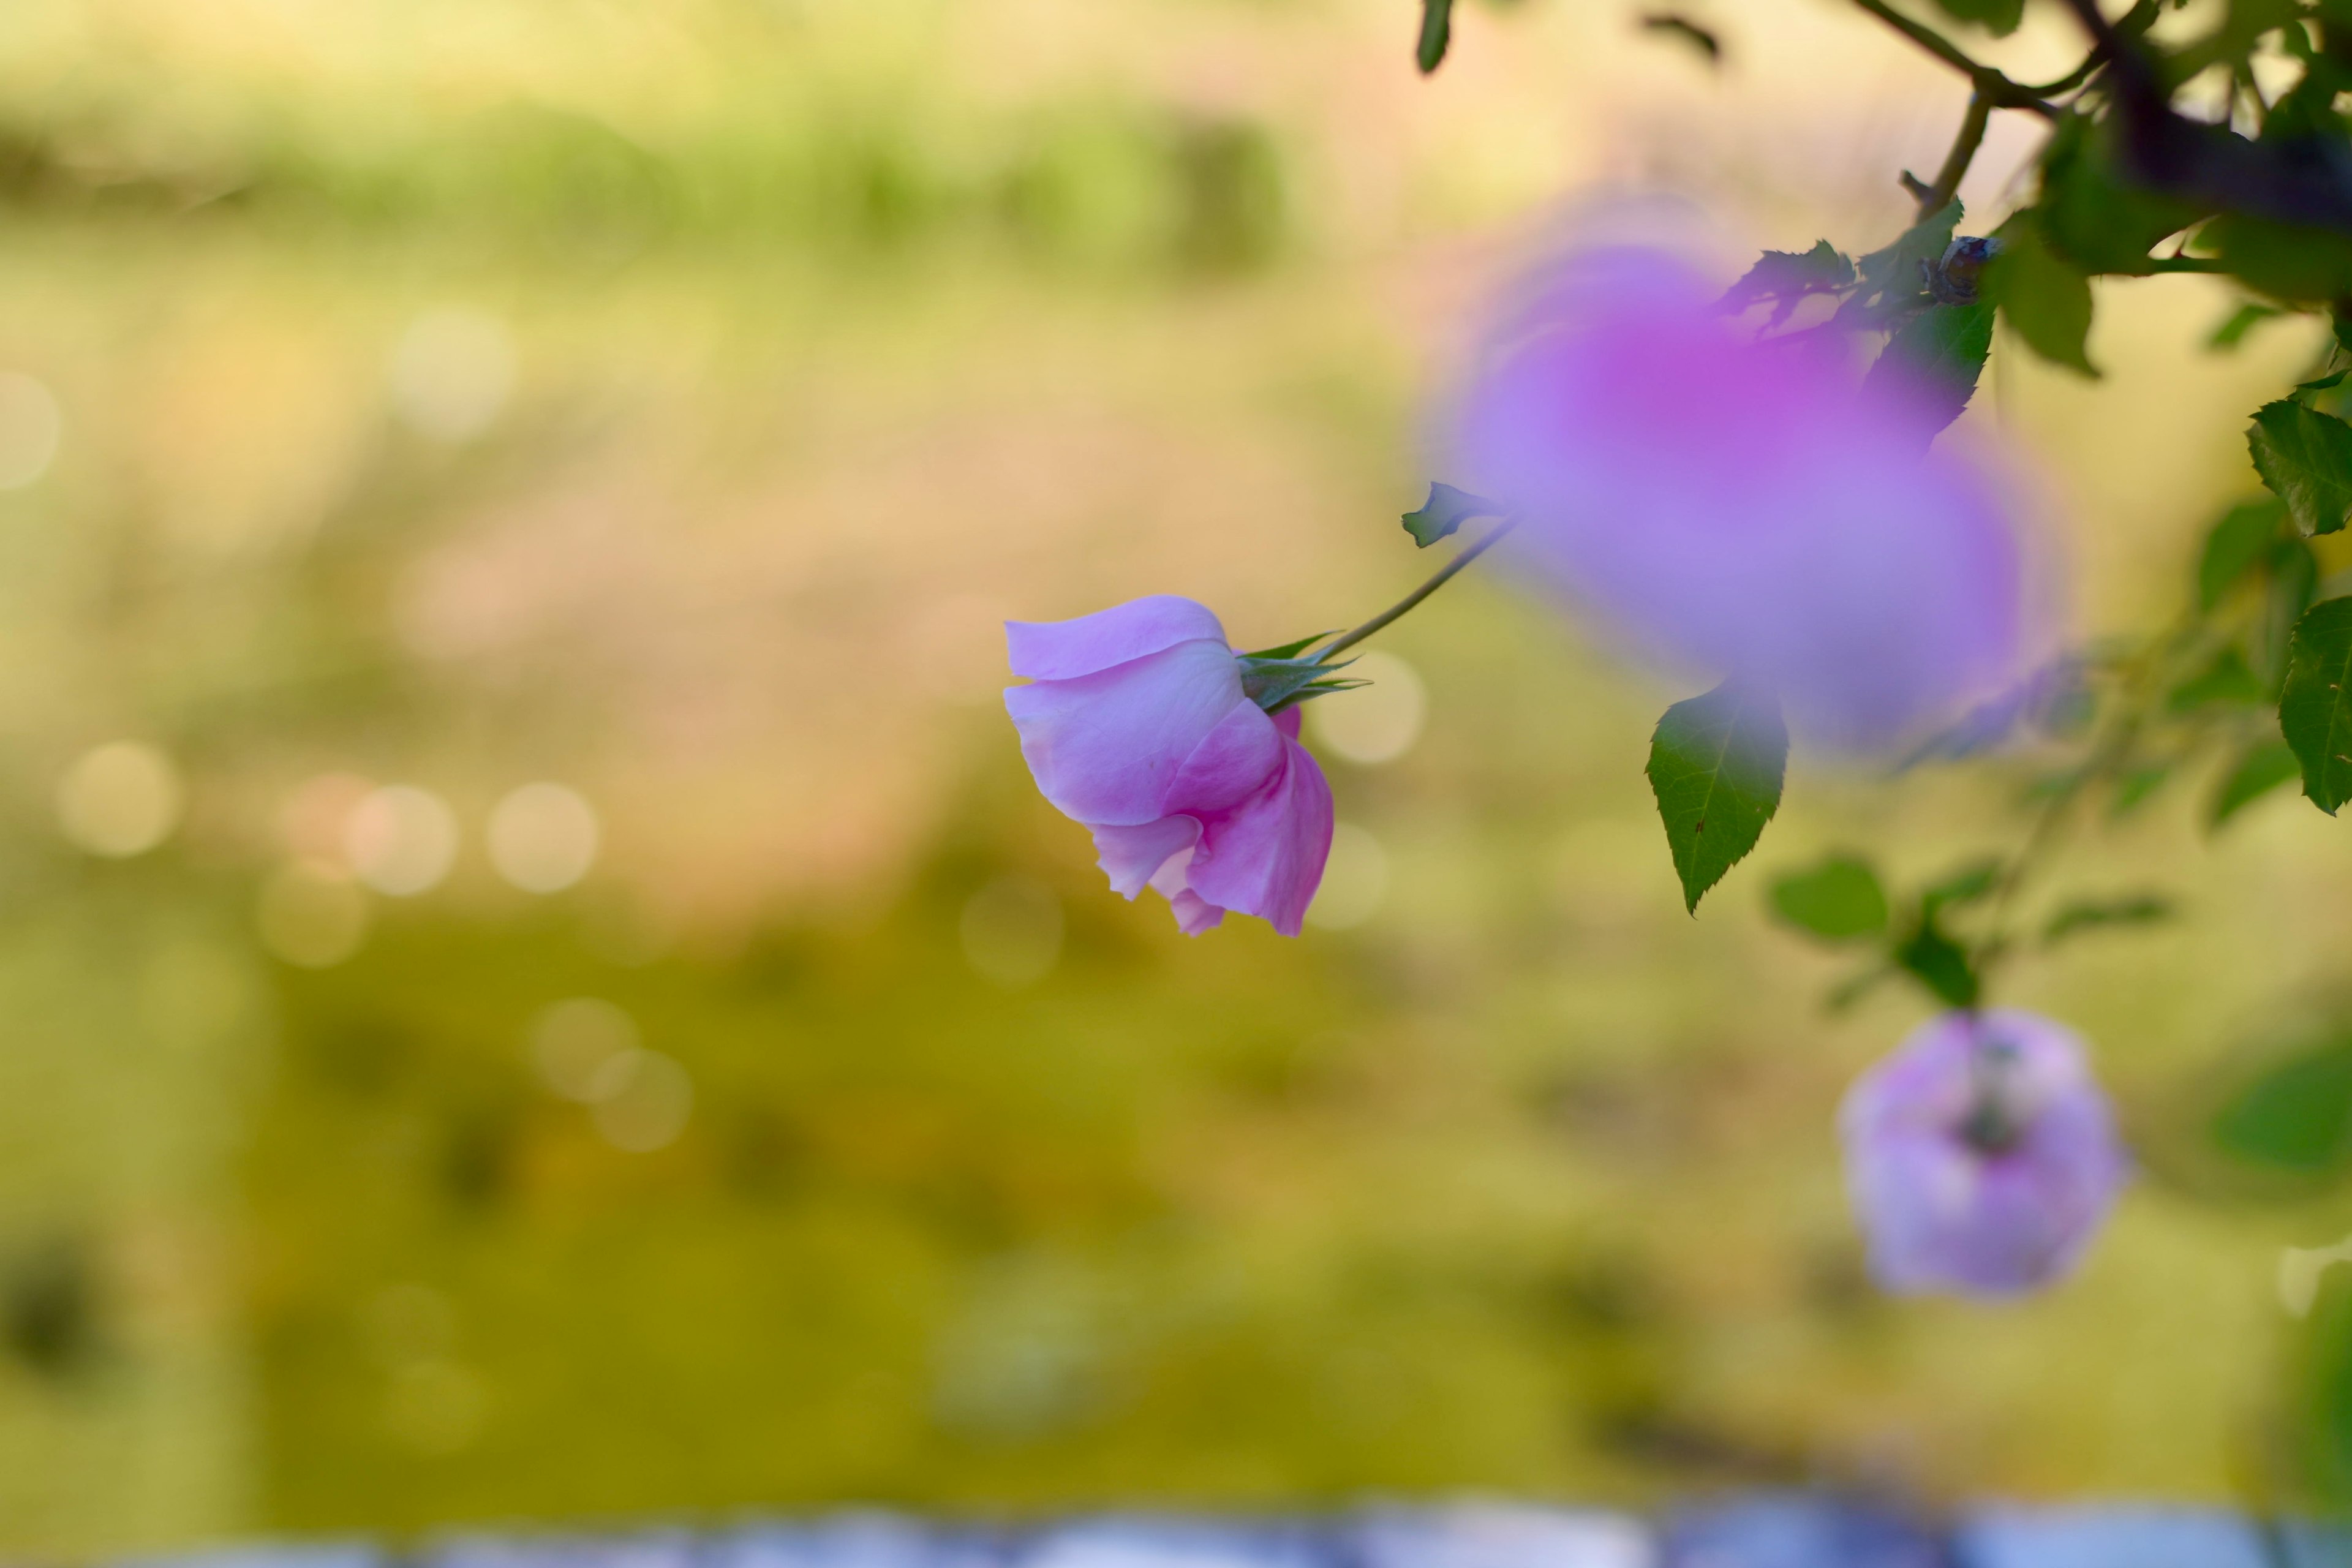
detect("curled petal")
[1166,700,1289,816]
[1007,596,1229,681]
[1090,816,1201,899]
[1005,639,1246,826]
[1184,738,1335,938]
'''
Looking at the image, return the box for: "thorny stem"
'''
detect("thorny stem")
[1317,519,1518,663]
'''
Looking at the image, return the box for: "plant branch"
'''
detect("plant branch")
[1847,0,2059,116]
[1916,86,1993,217]
[1317,520,1518,663]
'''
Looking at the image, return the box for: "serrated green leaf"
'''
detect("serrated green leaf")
[1401,481,1501,548]
[1766,854,1888,943]
[1928,0,2024,34]
[1415,0,1453,72]
[1645,680,1788,914]
[1839,203,1961,326]
[1720,239,1853,311]
[1894,918,1980,1009]
[1862,301,1994,436]
[2211,303,2285,350]
[2041,894,2172,946]
[2250,399,2352,536]
[1988,214,2097,375]
[2211,738,2302,826]
[2198,497,2289,609]
[2282,596,2352,812]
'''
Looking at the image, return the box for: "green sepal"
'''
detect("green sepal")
[1401,482,1502,548]
[1645,679,1788,914]
[2249,399,2352,535]
[1237,652,1356,713]
[1238,631,1337,661]
[2280,596,2352,812]
[1264,676,1369,715]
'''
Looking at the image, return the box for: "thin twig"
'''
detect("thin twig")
[1847,0,2060,116]
[1317,521,1518,663]
[1916,86,1993,217]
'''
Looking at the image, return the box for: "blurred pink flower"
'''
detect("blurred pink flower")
[1005,595,1333,936]
[1449,246,2029,751]
[1841,1008,2128,1298]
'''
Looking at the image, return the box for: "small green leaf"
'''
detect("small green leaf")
[1862,301,1994,435]
[2211,303,2285,350]
[2197,497,2289,609]
[2256,537,2321,686]
[2211,738,2302,827]
[2215,1038,2352,1175]
[1922,857,2002,913]
[1415,0,1453,72]
[1238,631,1336,661]
[1645,680,1789,914]
[1638,13,1721,61]
[2108,761,2174,817]
[1928,0,2024,35]
[2168,647,2269,711]
[1988,214,2097,375]
[2041,894,2172,946]
[2250,399,2352,535]
[1766,854,1889,942]
[1721,240,1853,312]
[2281,596,2352,812]
[1401,481,1501,548]
[1894,918,1980,1009]
[2304,371,2352,395]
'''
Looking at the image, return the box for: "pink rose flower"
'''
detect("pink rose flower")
[1005,595,1335,936]
[1841,1008,2129,1297]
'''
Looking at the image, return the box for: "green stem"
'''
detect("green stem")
[1916,86,1993,218]
[1847,0,2059,116]
[1317,519,1518,663]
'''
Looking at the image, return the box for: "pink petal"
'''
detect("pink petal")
[1006,596,1228,680]
[1167,888,1226,935]
[1184,737,1335,937]
[1165,700,1289,816]
[1090,816,1201,898]
[1005,639,1248,826]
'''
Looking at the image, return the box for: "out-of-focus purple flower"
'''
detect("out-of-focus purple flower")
[1005,595,1333,937]
[1449,246,2029,751]
[1841,1008,2128,1298]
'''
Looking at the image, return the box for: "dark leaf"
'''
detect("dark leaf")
[2211,303,2286,350]
[1401,481,1501,548]
[1638,13,1721,61]
[2304,371,2352,394]
[2205,213,2352,304]
[1894,918,1980,1009]
[1416,0,1453,73]
[1645,680,1789,914]
[2249,399,2352,536]
[2211,738,2302,826]
[1928,0,2024,36]
[1838,203,1961,326]
[1766,854,1889,943]
[1987,214,2097,376]
[2036,115,2207,276]
[1719,240,1853,312]
[2041,894,2173,946]
[1862,301,1994,437]
[2281,595,2352,812]
[2197,496,2289,609]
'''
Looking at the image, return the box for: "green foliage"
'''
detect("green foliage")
[2035,115,2205,277]
[2041,894,2173,946]
[1401,482,1501,548]
[1988,214,2097,376]
[2198,497,2292,609]
[2211,303,2286,350]
[1894,915,1980,1009]
[1837,202,1960,327]
[1416,0,1453,73]
[1645,681,1788,914]
[2168,647,2269,711]
[1638,14,1722,62]
[1927,0,2024,36]
[2250,401,2352,536]
[1862,301,1994,435]
[2282,597,2352,812]
[1766,854,1889,942]
[2214,1036,2352,1175]
[1721,239,1853,316]
[2212,739,2303,826]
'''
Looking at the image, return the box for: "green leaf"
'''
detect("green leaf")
[1638,13,1721,62]
[2211,737,2302,826]
[2168,647,2269,711]
[1238,631,1336,661]
[2108,761,2174,816]
[1721,240,1854,312]
[1928,0,2024,36]
[2197,497,2289,609]
[1862,301,1994,435]
[1401,481,1500,548]
[2250,399,2352,535]
[1922,856,2002,913]
[1415,0,1453,73]
[2211,303,2285,350]
[1645,680,1789,914]
[1237,652,1355,712]
[2215,1038,2352,1174]
[1988,214,2097,376]
[2041,894,2172,946]
[1766,854,1889,942]
[2035,115,2206,276]
[2205,213,2352,304]
[2256,537,2322,687]
[2281,596,2352,812]
[1894,918,1980,1009]
[1839,202,1961,326]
